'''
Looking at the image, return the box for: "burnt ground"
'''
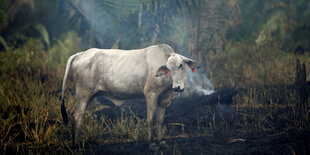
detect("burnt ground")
[86,89,310,155]
[84,129,310,154]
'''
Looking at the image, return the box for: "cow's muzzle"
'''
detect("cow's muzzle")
[173,86,184,92]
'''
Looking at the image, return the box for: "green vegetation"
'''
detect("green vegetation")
[0,0,310,154]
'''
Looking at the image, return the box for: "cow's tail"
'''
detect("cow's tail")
[61,53,80,125]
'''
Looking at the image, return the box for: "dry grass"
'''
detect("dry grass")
[205,43,299,88]
[100,109,148,143]
[0,76,71,154]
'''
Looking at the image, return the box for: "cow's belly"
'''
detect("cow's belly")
[100,90,144,100]
[99,74,146,98]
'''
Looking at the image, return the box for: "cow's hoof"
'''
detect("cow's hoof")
[149,142,159,151]
[160,141,170,149]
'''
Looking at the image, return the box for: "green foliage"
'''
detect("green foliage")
[47,31,82,78]
[0,38,46,80]
[236,0,310,50]
[1,0,310,53]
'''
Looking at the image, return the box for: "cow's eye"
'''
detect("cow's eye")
[179,64,183,68]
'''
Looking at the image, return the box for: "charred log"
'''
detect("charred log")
[295,58,309,120]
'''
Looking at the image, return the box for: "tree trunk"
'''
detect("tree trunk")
[195,1,202,62]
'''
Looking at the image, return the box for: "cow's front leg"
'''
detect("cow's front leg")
[145,93,158,150]
[156,105,169,148]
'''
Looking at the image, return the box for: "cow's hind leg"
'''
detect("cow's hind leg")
[71,88,92,148]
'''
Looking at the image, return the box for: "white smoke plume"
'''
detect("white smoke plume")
[184,69,215,96]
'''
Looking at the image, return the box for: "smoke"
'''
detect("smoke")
[184,68,215,96]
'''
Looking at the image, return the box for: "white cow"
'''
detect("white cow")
[61,44,198,150]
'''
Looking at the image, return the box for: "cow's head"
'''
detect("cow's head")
[155,53,199,92]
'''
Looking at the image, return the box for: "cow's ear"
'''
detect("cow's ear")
[183,57,199,73]
[155,65,170,77]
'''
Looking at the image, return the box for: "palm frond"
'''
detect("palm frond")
[34,23,50,48]
[0,35,7,50]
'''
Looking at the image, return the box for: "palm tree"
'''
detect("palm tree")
[238,0,310,51]
[64,0,143,49]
